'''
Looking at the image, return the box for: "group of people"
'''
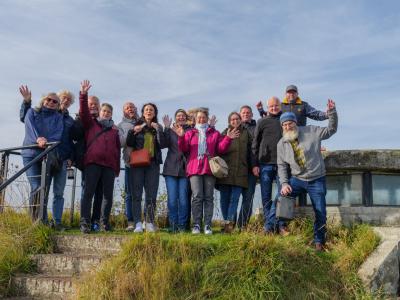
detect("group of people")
[19,81,337,250]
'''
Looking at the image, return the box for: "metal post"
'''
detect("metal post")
[0,152,9,213]
[69,167,77,226]
[38,156,48,222]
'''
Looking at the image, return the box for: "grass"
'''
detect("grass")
[76,218,380,300]
[0,210,54,297]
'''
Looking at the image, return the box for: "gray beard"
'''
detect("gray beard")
[283,129,299,142]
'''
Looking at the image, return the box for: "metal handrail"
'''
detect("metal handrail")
[0,142,60,192]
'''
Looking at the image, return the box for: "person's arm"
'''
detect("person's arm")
[277,142,290,186]
[126,129,137,148]
[304,102,328,121]
[251,120,262,166]
[317,100,338,140]
[153,123,166,148]
[159,127,171,149]
[19,85,32,123]
[24,109,40,144]
[78,80,93,130]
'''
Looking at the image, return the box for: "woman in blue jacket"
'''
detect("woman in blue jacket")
[21,92,64,222]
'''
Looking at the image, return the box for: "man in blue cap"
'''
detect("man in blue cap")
[277,99,337,251]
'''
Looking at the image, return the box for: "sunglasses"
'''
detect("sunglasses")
[46,98,59,104]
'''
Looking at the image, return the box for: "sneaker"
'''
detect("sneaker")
[134,222,144,233]
[91,222,100,233]
[145,222,156,233]
[204,225,213,235]
[177,225,186,233]
[101,223,112,232]
[224,221,234,234]
[279,227,290,237]
[192,224,201,234]
[126,222,135,232]
[315,242,324,252]
[54,223,66,232]
[80,224,90,234]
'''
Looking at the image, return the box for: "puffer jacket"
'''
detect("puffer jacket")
[178,127,232,177]
[79,92,121,176]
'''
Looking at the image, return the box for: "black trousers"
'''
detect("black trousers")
[80,164,115,226]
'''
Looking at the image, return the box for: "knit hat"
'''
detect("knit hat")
[174,108,187,118]
[280,112,297,124]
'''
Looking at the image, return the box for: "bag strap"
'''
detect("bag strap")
[86,126,112,151]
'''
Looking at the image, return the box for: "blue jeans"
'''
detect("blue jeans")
[165,175,189,228]
[260,164,285,232]
[219,185,242,222]
[124,167,133,223]
[288,176,327,244]
[23,156,47,221]
[51,161,67,225]
[238,173,257,228]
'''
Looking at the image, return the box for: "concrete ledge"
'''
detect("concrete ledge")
[357,227,400,296]
[295,207,400,226]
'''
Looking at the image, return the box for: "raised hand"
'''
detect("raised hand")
[80,80,91,94]
[133,124,144,134]
[327,99,336,111]
[227,127,240,139]
[209,115,217,127]
[256,101,263,110]
[162,115,172,128]
[19,85,32,102]
[172,123,185,137]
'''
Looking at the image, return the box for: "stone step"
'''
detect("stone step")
[32,253,103,275]
[54,234,130,255]
[12,274,75,300]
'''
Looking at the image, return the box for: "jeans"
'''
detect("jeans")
[260,164,285,232]
[288,176,327,244]
[80,164,115,226]
[23,156,47,221]
[51,161,67,225]
[238,173,257,228]
[190,175,215,227]
[219,185,242,221]
[165,175,189,228]
[130,160,160,224]
[124,167,133,223]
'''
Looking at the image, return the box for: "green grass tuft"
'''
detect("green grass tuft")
[77,219,380,300]
[0,210,54,297]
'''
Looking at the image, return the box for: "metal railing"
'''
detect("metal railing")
[0,142,60,221]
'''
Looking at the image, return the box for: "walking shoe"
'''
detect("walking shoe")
[91,222,100,233]
[101,223,112,232]
[204,225,213,235]
[126,222,135,232]
[315,242,324,252]
[177,225,186,233]
[192,224,201,234]
[134,222,144,233]
[145,222,156,233]
[224,221,234,234]
[279,227,290,237]
[80,224,90,234]
[55,223,66,232]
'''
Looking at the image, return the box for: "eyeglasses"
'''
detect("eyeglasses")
[46,98,59,104]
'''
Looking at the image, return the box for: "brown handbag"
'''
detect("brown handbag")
[129,148,151,167]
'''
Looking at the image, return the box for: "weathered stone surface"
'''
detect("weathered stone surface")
[32,253,103,275]
[54,235,129,255]
[324,149,400,172]
[12,274,75,300]
[358,227,400,297]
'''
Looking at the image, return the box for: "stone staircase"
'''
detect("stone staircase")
[10,235,129,299]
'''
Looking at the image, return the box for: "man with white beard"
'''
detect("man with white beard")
[277,99,337,251]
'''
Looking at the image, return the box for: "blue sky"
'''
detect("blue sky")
[1,0,400,151]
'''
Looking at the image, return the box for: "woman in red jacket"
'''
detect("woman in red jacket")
[79,80,121,233]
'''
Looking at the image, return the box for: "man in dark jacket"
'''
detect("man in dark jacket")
[252,97,288,235]
[256,85,328,126]
[19,86,74,230]
[237,105,257,229]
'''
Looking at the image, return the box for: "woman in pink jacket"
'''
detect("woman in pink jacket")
[174,108,239,235]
